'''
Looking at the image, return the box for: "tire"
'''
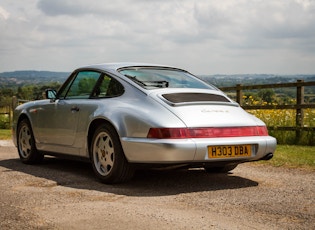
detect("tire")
[204,164,238,173]
[90,124,134,184]
[17,119,43,164]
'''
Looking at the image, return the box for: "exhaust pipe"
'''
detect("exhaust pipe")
[262,153,273,161]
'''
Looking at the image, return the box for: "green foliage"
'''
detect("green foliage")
[16,82,61,100]
[0,88,14,107]
[249,109,315,145]
[0,82,62,130]
[257,89,275,103]
[1,82,62,102]
[0,114,10,129]
[78,78,97,95]
[268,130,315,146]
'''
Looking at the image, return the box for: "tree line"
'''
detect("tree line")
[0,82,61,107]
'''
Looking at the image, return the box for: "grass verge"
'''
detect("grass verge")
[253,145,315,170]
[0,129,11,140]
[0,129,314,170]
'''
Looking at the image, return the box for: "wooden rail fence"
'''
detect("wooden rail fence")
[2,80,315,143]
[220,80,315,142]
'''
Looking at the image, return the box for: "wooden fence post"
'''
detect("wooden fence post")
[10,96,18,127]
[12,96,17,109]
[296,80,304,143]
[236,84,243,105]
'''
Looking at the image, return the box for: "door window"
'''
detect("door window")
[67,71,101,99]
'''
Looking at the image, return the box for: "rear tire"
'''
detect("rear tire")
[17,119,43,164]
[90,124,134,184]
[204,164,238,173]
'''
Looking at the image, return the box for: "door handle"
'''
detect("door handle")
[71,106,80,112]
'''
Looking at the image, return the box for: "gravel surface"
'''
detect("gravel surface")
[0,140,314,229]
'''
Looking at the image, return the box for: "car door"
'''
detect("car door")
[37,70,102,147]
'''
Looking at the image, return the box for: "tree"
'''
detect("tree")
[258,89,275,104]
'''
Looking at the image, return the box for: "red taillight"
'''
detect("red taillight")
[147,126,268,139]
[147,128,188,138]
[256,126,269,136]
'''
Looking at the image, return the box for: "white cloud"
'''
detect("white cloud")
[0,0,315,74]
[0,6,10,20]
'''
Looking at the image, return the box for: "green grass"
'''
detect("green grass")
[254,145,315,170]
[0,128,314,170]
[0,129,11,140]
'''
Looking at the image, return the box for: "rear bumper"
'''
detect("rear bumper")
[121,136,277,163]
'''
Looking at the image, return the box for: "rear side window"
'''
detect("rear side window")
[92,75,124,98]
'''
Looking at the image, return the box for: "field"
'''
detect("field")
[247,107,315,169]
[248,108,315,127]
[248,108,315,145]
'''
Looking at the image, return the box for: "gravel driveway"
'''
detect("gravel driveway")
[0,140,314,230]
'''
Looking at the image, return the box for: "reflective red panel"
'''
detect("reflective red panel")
[147,126,268,139]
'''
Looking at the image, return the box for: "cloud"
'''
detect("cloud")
[37,0,134,17]
[37,0,96,16]
[0,6,10,20]
[0,0,315,74]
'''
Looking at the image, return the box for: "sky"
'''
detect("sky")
[0,0,315,75]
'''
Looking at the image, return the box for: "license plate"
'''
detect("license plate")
[208,145,252,158]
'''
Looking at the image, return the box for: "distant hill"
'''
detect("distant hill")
[0,70,70,78]
[0,70,70,88]
[0,70,314,89]
[200,74,315,88]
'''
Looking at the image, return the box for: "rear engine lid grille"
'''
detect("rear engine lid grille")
[162,93,230,104]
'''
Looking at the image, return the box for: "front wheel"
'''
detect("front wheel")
[90,124,134,184]
[17,119,43,164]
[204,164,238,173]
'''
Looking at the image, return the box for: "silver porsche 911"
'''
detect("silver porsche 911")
[12,63,276,183]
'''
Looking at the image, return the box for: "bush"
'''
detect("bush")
[0,114,10,129]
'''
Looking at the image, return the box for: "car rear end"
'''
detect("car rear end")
[120,88,276,165]
[115,65,276,167]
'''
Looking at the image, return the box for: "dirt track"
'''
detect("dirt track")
[0,140,314,229]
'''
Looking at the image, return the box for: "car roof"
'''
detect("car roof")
[79,62,185,72]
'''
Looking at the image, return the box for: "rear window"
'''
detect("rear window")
[119,68,214,90]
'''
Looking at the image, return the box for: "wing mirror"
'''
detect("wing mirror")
[45,89,57,100]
